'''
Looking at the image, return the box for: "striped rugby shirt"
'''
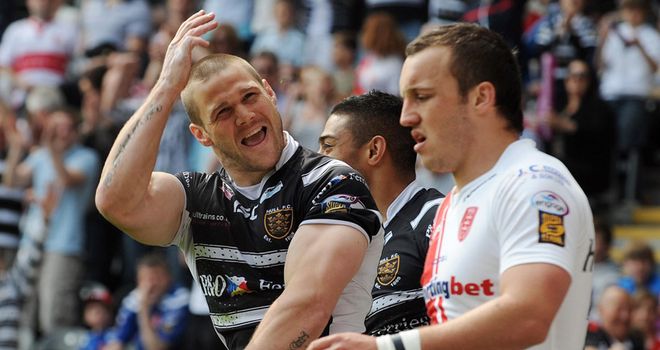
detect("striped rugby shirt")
[366,182,443,335]
[172,134,383,341]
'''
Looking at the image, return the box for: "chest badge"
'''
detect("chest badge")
[458,207,478,242]
[377,255,400,286]
[264,207,294,240]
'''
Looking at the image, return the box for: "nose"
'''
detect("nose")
[235,104,256,126]
[400,99,420,127]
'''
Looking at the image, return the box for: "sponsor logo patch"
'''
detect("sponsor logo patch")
[377,255,400,285]
[264,206,293,239]
[532,191,568,247]
[320,194,365,214]
[538,212,566,247]
[226,276,252,297]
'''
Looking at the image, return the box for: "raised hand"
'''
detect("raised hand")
[158,10,218,94]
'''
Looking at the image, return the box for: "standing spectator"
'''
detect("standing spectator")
[5,107,100,336]
[354,12,406,96]
[318,91,443,335]
[0,100,58,350]
[208,24,246,58]
[250,0,306,68]
[24,86,66,150]
[619,240,660,296]
[284,65,336,151]
[331,31,357,100]
[525,0,598,110]
[549,59,616,200]
[105,253,189,350]
[366,0,426,42]
[0,0,78,107]
[203,0,253,41]
[586,285,645,350]
[599,0,660,201]
[79,0,151,55]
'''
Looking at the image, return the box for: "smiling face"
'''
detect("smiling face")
[189,64,286,185]
[399,45,473,174]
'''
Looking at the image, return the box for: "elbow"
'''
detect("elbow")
[95,185,124,224]
[516,316,553,347]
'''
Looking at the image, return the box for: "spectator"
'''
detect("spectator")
[619,240,660,296]
[6,107,100,336]
[0,102,58,350]
[365,0,426,42]
[0,0,77,107]
[24,86,66,149]
[331,31,357,100]
[599,0,660,200]
[208,23,246,58]
[249,0,305,67]
[79,282,115,350]
[631,290,660,350]
[284,65,336,151]
[318,91,443,335]
[203,0,254,41]
[105,253,189,350]
[79,0,151,55]
[590,219,622,322]
[548,59,616,200]
[525,0,598,110]
[354,12,406,95]
[586,285,645,350]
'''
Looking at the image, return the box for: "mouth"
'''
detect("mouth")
[410,129,426,152]
[241,127,267,147]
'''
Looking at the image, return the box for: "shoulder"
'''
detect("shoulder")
[298,149,361,188]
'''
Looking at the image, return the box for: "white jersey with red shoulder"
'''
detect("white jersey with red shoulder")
[421,139,594,350]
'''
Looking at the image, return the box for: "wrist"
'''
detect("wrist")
[376,329,421,350]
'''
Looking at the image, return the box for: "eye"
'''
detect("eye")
[415,94,430,101]
[243,92,258,103]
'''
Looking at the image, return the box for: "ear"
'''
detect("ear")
[471,81,496,115]
[189,123,213,147]
[262,78,277,104]
[366,135,387,166]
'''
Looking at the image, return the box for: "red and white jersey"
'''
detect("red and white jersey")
[421,139,594,350]
[0,17,78,86]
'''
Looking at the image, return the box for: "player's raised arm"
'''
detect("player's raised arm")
[95,11,217,245]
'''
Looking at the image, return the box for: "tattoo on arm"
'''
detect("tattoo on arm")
[103,103,162,187]
[288,330,310,349]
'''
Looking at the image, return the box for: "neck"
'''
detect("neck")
[454,130,518,191]
[367,170,414,222]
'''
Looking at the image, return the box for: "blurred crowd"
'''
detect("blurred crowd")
[0,0,659,349]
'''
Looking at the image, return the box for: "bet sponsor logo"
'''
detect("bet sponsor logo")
[423,276,495,300]
[320,194,366,214]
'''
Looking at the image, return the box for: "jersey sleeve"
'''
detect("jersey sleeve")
[494,170,591,277]
[300,167,381,242]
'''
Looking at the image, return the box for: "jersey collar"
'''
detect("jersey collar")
[383,180,424,227]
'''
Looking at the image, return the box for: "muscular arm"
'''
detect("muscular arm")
[95,11,217,245]
[309,263,571,350]
[246,224,369,350]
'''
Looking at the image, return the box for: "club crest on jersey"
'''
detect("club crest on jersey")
[532,191,568,247]
[377,255,400,286]
[458,207,478,242]
[264,206,294,239]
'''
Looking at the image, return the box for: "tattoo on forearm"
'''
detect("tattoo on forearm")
[288,331,310,349]
[103,103,162,187]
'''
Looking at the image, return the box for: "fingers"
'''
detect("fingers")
[308,335,338,350]
[174,10,217,43]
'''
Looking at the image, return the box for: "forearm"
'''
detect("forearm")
[636,44,658,72]
[50,152,83,187]
[247,289,331,350]
[138,309,168,350]
[96,82,177,216]
[1,145,24,187]
[419,295,551,350]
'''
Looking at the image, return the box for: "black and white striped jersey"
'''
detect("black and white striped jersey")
[173,135,382,337]
[366,183,443,335]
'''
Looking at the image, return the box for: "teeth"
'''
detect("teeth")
[245,128,262,138]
